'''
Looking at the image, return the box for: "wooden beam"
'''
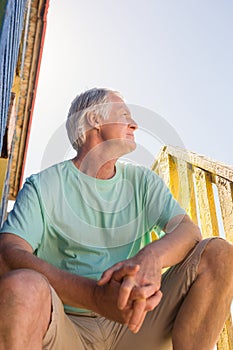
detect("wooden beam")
[215,176,233,243]
[162,146,233,182]
[0,158,8,204]
[194,167,219,238]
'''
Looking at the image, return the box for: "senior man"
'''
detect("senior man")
[0,87,232,350]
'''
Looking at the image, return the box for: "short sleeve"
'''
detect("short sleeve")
[146,170,186,235]
[0,177,44,251]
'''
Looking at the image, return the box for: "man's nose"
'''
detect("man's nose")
[129,118,138,130]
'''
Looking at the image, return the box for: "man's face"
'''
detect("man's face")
[99,94,138,156]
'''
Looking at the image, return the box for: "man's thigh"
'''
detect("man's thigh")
[42,288,123,350]
[113,238,218,350]
[42,287,85,350]
[42,238,219,350]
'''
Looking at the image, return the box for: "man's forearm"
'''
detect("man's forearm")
[96,215,202,331]
[0,235,135,325]
[140,215,202,269]
[0,235,96,311]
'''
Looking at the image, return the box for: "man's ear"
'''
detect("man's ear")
[86,112,101,130]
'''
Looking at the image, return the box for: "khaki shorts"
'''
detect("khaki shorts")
[42,238,217,350]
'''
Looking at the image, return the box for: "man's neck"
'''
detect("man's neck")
[72,151,117,180]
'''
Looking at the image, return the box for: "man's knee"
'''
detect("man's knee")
[199,238,233,282]
[0,269,52,311]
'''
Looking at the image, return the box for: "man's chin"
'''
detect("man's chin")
[107,139,137,158]
[122,140,137,155]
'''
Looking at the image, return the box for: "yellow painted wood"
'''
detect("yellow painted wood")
[194,167,219,238]
[150,230,159,241]
[168,155,179,200]
[152,146,170,186]
[0,158,8,203]
[226,316,233,350]
[175,159,190,210]
[5,92,17,157]
[7,0,49,200]
[151,149,169,241]
[153,152,198,224]
[175,160,198,224]
[216,176,233,244]
[186,164,198,225]
[12,74,21,96]
[217,316,233,350]
[152,146,232,349]
[163,145,233,182]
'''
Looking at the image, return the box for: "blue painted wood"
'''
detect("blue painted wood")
[0,0,27,154]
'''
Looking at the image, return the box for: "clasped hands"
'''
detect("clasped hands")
[95,249,163,333]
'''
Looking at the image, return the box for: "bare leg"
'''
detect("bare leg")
[0,269,52,350]
[172,239,233,350]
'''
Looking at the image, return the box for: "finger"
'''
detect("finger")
[130,284,157,300]
[128,291,163,333]
[133,310,147,334]
[128,299,147,333]
[98,264,140,285]
[97,262,123,285]
[112,264,140,283]
[145,290,163,311]
[118,276,136,310]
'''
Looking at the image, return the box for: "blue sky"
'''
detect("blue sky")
[25,0,233,176]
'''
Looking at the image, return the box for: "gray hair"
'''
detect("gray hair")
[66,87,123,151]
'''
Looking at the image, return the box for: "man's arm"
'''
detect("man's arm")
[98,214,202,332]
[99,215,201,286]
[0,233,133,324]
[146,214,202,268]
[0,233,97,308]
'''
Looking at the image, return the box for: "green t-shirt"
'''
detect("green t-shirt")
[0,160,186,313]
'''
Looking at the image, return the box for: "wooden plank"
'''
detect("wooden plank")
[150,230,159,241]
[174,162,199,224]
[217,316,233,350]
[216,176,233,244]
[186,164,198,224]
[162,146,233,183]
[153,148,198,224]
[226,316,233,350]
[176,160,198,222]
[151,149,169,241]
[217,324,229,350]
[0,158,8,204]
[176,159,189,210]
[152,146,170,186]
[154,147,232,349]
[168,155,179,200]
[8,0,49,199]
[194,167,219,238]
